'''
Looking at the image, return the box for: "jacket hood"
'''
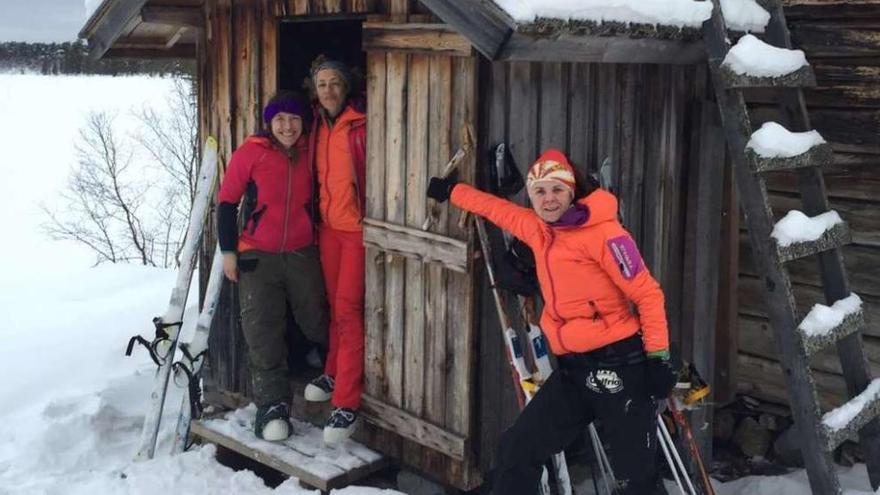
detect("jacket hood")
[577,188,619,227]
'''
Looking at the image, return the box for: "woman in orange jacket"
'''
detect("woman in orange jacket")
[302,57,368,444]
[427,149,677,494]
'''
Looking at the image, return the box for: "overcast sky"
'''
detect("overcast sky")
[0,0,89,43]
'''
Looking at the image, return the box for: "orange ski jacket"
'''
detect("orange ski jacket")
[450,184,669,356]
[310,104,366,232]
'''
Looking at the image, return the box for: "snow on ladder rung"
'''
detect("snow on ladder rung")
[797,293,865,357]
[771,210,850,263]
[820,378,880,452]
[745,122,832,173]
[721,34,815,89]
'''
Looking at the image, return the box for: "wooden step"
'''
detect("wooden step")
[797,294,866,357]
[771,213,850,263]
[745,122,832,173]
[720,33,815,89]
[820,378,880,451]
[746,141,833,173]
[721,63,816,89]
[191,406,389,491]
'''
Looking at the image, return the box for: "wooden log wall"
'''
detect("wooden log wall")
[735,1,880,408]
[360,47,481,489]
[477,59,714,471]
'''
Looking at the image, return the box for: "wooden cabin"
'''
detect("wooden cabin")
[80,0,880,490]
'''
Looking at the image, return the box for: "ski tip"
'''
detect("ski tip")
[205,136,219,149]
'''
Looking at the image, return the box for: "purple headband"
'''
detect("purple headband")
[263,99,307,124]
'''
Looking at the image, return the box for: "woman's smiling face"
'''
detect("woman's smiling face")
[528,181,573,223]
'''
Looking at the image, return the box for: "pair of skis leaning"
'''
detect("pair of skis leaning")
[126,137,225,460]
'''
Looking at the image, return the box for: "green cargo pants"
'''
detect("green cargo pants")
[238,246,329,407]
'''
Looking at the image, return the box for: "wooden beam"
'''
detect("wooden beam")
[362,22,472,56]
[416,0,513,59]
[500,32,706,65]
[84,0,149,61]
[362,218,470,273]
[361,394,468,460]
[141,5,204,29]
[104,43,197,59]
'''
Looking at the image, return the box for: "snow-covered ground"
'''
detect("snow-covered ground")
[1,73,878,494]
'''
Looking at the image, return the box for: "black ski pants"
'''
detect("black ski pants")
[492,335,667,495]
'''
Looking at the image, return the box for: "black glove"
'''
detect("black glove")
[426,176,457,203]
[645,356,678,401]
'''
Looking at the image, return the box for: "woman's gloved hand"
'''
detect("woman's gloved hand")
[645,349,678,401]
[426,176,458,203]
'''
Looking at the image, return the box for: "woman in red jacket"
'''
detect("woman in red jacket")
[301,57,368,444]
[217,91,328,442]
[427,149,677,494]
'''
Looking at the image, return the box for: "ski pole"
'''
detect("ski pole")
[658,424,688,495]
[658,414,698,495]
[667,398,716,495]
[589,422,616,492]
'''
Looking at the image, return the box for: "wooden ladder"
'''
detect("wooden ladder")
[702,1,880,493]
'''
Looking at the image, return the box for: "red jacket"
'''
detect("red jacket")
[451,184,669,356]
[218,136,314,253]
[309,102,367,231]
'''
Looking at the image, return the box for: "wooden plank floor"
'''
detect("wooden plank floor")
[191,406,388,491]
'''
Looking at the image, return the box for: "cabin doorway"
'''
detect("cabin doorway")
[278,17,366,97]
[275,16,366,375]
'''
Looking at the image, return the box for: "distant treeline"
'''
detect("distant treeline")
[0,41,194,76]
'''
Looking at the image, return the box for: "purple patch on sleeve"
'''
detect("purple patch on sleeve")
[607,235,644,280]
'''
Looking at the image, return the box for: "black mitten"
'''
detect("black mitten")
[645,357,678,401]
[426,176,458,203]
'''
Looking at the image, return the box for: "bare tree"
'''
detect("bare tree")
[133,77,199,266]
[44,111,155,265]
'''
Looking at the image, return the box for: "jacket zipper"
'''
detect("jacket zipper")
[544,231,571,353]
[323,120,333,223]
[280,154,292,251]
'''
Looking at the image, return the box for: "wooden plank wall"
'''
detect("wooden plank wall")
[736,2,880,408]
[477,59,711,472]
[362,49,480,488]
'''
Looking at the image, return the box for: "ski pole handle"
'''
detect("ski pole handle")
[422,148,468,231]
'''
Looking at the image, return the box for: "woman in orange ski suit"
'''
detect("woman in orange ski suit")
[302,57,367,444]
[427,148,676,495]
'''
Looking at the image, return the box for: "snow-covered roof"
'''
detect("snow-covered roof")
[493,0,769,32]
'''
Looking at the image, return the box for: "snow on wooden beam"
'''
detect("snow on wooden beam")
[821,378,880,451]
[746,121,832,172]
[798,294,866,356]
[771,211,851,263]
[193,406,388,491]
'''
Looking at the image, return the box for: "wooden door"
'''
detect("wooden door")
[360,44,480,487]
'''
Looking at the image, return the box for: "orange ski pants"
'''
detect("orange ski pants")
[318,225,365,409]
